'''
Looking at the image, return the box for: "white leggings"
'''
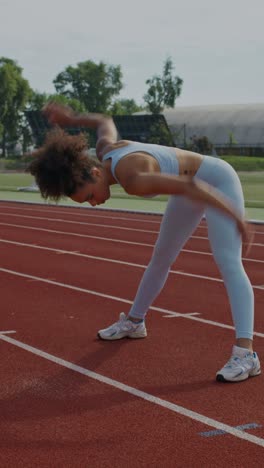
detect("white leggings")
[128,156,254,339]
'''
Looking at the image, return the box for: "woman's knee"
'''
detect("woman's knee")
[213,249,243,276]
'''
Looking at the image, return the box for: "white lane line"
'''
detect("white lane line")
[1,203,264,235]
[0,204,163,224]
[0,330,16,335]
[163,312,199,318]
[0,267,264,338]
[1,238,263,291]
[0,223,263,265]
[0,332,263,448]
[0,267,187,318]
[0,211,164,233]
[0,212,263,246]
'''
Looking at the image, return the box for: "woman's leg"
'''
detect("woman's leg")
[198,158,254,346]
[206,208,254,344]
[206,207,260,381]
[128,196,204,320]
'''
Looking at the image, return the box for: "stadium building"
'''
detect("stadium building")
[162,103,264,155]
[25,103,264,156]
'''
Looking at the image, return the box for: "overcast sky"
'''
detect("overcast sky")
[1,0,264,107]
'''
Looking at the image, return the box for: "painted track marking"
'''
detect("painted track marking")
[199,423,262,438]
[1,203,264,235]
[0,212,263,246]
[1,222,263,265]
[0,330,16,335]
[1,238,263,290]
[0,222,263,264]
[0,267,264,338]
[0,331,264,448]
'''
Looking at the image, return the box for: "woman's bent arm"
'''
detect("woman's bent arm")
[123,172,251,248]
[43,102,118,160]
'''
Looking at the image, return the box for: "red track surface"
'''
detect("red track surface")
[0,200,263,467]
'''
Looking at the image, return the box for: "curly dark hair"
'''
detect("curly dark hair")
[27,129,102,201]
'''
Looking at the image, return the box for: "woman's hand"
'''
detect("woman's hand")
[184,179,253,254]
[237,220,254,257]
[43,102,76,127]
[43,101,118,158]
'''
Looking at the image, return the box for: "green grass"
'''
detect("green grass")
[237,172,264,204]
[222,156,264,171]
[0,171,263,220]
[0,173,33,190]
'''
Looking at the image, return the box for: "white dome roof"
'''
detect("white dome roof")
[162,103,264,146]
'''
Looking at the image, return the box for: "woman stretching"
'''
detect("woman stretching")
[28,102,261,383]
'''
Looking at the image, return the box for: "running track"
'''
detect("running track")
[0,200,263,467]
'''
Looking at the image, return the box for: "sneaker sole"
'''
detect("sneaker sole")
[97,331,147,341]
[216,368,261,383]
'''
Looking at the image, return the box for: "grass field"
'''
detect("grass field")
[0,171,263,220]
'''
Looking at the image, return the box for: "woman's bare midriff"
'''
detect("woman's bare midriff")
[173,147,204,177]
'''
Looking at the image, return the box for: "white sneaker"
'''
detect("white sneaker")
[98,313,147,341]
[216,345,261,382]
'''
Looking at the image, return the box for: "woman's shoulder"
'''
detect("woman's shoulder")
[101,140,135,157]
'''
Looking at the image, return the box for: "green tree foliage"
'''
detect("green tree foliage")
[0,57,32,156]
[190,135,213,154]
[53,60,123,113]
[110,98,143,115]
[144,58,183,114]
[148,121,175,146]
[28,91,49,111]
[23,92,87,150]
[228,131,237,147]
[28,91,86,113]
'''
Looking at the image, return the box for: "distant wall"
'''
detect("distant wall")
[162,104,264,155]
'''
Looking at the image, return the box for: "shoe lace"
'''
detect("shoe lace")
[110,313,127,331]
[225,356,242,369]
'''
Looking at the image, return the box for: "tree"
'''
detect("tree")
[144,58,183,114]
[0,57,32,157]
[110,98,143,115]
[28,91,86,113]
[148,121,175,146]
[53,60,123,113]
[190,135,213,154]
[228,131,237,148]
[22,91,88,150]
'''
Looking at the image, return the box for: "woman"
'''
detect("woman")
[28,102,261,383]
